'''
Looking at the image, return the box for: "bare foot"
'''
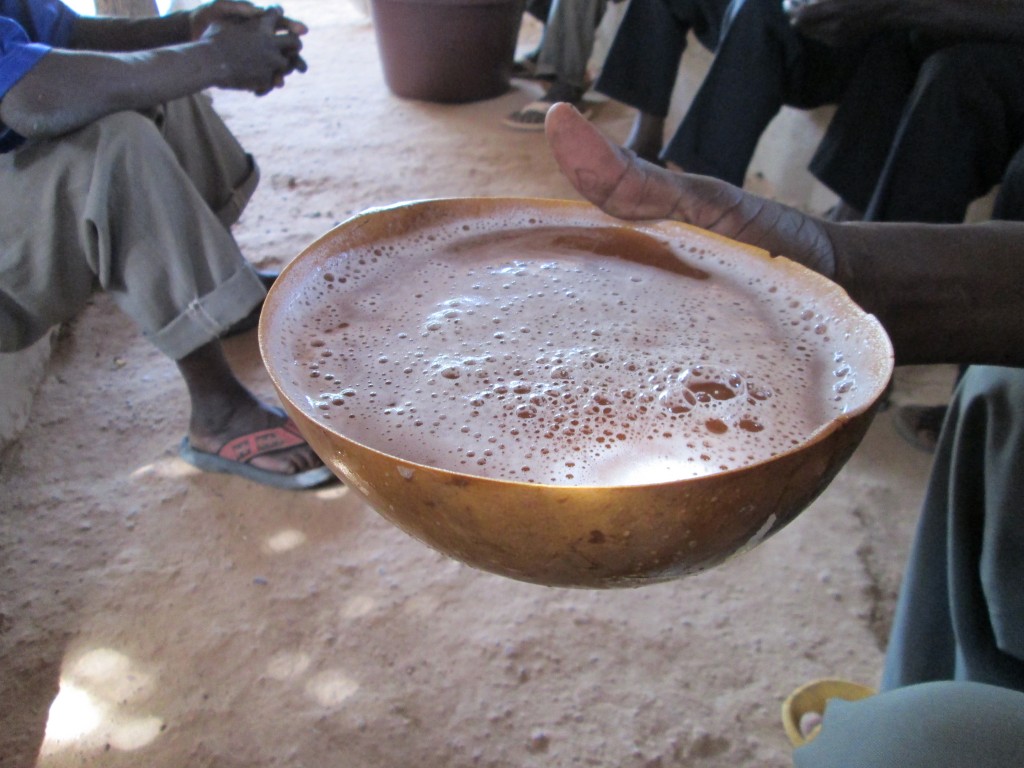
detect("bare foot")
[187,400,324,477]
[177,340,327,483]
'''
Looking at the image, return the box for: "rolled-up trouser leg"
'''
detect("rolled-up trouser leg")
[0,99,265,359]
[793,681,1024,767]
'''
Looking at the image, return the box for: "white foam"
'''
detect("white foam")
[269,214,873,486]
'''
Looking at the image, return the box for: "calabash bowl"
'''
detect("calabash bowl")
[259,198,893,588]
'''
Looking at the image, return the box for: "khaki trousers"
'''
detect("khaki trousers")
[0,94,266,360]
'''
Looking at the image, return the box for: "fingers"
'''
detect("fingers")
[263,6,307,74]
[544,102,652,215]
[254,4,309,34]
[215,0,263,17]
[256,6,307,83]
[258,5,281,34]
[190,0,262,39]
[275,12,309,36]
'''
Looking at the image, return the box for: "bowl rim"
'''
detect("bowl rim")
[259,196,895,491]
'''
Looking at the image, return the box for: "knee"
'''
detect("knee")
[916,44,999,99]
[85,110,174,172]
[717,0,790,49]
[958,366,1024,416]
[795,682,1024,768]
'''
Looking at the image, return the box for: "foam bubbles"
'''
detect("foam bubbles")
[271,219,872,486]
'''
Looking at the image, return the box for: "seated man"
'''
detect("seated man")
[797,0,1024,224]
[604,0,889,185]
[545,100,1024,768]
[791,0,1024,448]
[0,0,334,490]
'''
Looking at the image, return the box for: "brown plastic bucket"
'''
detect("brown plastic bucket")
[370,0,525,103]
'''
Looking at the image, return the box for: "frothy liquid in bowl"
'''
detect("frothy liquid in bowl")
[268,212,877,486]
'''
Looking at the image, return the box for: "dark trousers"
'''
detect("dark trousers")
[660,0,878,184]
[595,0,731,120]
[818,42,1024,223]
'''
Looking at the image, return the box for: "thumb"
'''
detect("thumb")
[259,6,282,34]
[544,102,688,221]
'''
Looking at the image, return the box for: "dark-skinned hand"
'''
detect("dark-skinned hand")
[201,7,307,96]
[543,102,837,278]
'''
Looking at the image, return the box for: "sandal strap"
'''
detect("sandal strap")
[217,420,307,464]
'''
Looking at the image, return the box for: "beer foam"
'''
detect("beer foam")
[268,213,877,486]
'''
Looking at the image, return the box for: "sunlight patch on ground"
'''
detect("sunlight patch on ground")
[340,594,376,619]
[265,651,313,681]
[313,483,351,501]
[41,683,101,746]
[69,648,154,701]
[402,593,441,617]
[107,715,164,751]
[305,670,360,708]
[39,648,164,756]
[265,528,308,553]
[132,455,201,480]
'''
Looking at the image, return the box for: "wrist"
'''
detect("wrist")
[174,8,202,41]
[188,37,231,87]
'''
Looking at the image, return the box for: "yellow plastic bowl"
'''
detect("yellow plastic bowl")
[260,198,894,588]
[782,678,877,747]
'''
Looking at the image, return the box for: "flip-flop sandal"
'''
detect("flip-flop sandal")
[511,59,555,81]
[222,271,279,339]
[179,409,337,490]
[503,100,592,131]
[781,678,876,747]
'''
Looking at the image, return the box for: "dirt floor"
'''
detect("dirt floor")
[1,2,956,766]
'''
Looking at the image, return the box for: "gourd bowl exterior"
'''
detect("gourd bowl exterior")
[259,198,894,588]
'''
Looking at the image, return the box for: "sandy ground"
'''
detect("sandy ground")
[1,2,957,766]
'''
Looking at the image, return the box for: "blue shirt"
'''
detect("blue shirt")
[0,0,78,152]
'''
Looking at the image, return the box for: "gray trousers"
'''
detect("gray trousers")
[0,94,266,361]
[528,0,608,88]
[796,366,1024,766]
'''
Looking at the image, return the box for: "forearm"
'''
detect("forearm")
[543,104,1024,369]
[791,0,1024,46]
[69,12,193,51]
[0,43,223,139]
[828,220,1024,367]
